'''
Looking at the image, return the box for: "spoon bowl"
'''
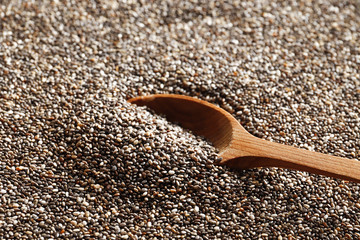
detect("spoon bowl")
[129,94,360,183]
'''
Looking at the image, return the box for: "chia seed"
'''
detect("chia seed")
[0,0,359,239]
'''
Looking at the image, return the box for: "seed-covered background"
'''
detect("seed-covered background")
[0,0,359,239]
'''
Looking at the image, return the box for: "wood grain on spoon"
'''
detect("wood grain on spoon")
[128,94,360,183]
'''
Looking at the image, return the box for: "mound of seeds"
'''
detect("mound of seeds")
[1,0,360,239]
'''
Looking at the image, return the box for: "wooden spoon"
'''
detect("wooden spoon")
[128,94,360,183]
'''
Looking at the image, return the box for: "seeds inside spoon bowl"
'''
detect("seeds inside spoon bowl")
[128,94,360,183]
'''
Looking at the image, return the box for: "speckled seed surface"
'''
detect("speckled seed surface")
[0,0,360,239]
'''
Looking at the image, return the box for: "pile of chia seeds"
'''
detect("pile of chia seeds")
[0,0,359,239]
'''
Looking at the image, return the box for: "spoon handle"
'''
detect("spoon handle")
[221,136,360,183]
